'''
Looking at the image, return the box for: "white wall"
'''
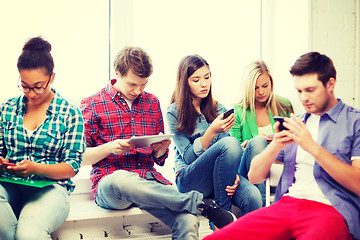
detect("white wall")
[110,0,263,181]
[2,1,357,109]
[110,0,262,111]
[1,1,359,182]
[0,0,109,106]
[262,0,360,112]
[310,0,359,107]
[109,0,314,180]
[262,0,310,115]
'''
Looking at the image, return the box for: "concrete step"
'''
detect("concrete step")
[51,170,214,239]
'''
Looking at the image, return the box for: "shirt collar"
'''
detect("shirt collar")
[107,79,143,102]
[303,98,344,123]
[16,88,58,116]
[17,94,27,114]
[46,89,60,115]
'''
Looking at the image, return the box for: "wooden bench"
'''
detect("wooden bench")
[51,167,213,240]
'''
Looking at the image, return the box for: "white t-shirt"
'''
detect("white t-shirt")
[124,99,133,109]
[26,129,34,137]
[286,114,332,205]
[258,123,273,136]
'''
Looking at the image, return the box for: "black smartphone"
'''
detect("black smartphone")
[223,109,234,119]
[274,116,288,131]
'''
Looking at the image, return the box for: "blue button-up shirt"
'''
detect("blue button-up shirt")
[275,99,360,239]
[166,102,229,173]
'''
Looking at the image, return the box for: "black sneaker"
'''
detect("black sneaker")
[198,199,237,229]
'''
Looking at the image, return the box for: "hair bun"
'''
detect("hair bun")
[23,37,52,53]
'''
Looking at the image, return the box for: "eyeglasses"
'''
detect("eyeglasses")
[18,76,51,94]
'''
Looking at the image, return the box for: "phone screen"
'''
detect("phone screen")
[223,109,234,119]
[274,116,288,131]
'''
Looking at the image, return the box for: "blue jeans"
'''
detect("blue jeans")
[239,136,268,206]
[95,170,203,240]
[0,182,70,240]
[176,137,262,216]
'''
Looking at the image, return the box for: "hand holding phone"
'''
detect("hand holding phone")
[223,109,234,119]
[274,116,288,131]
[2,162,16,167]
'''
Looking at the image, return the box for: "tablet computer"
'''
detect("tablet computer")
[127,134,175,148]
[0,176,57,188]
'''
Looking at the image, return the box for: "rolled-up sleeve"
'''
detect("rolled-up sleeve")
[193,137,205,156]
[62,108,86,174]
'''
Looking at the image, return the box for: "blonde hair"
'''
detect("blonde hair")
[237,60,292,124]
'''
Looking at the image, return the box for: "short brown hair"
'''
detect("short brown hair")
[113,46,153,78]
[289,51,336,86]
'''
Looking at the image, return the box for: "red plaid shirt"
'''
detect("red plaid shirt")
[80,80,171,196]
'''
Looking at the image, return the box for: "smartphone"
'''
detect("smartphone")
[274,116,288,131]
[223,109,234,119]
[2,162,16,167]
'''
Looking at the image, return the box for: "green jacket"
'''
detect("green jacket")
[230,98,292,144]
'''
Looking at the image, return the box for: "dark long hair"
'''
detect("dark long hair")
[170,55,218,135]
[17,36,54,76]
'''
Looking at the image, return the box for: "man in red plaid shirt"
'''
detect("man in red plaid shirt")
[80,47,236,239]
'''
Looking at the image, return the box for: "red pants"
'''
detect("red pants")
[203,196,353,240]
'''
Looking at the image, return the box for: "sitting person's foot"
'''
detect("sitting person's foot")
[198,199,237,229]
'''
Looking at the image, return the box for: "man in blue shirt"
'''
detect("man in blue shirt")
[204,52,360,240]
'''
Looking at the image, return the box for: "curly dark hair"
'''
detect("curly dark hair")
[17,36,54,76]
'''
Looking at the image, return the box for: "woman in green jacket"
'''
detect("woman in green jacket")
[230,60,293,205]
